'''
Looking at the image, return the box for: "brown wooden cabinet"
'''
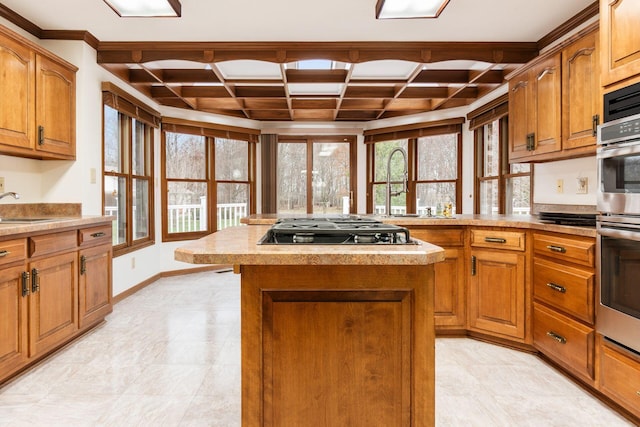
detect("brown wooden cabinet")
[26,231,79,358]
[508,54,562,162]
[0,222,112,384]
[508,26,599,163]
[467,229,528,342]
[598,335,640,421]
[600,0,640,88]
[0,238,28,376]
[78,225,113,328]
[410,227,466,331]
[0,25,76,160]
[562,29,600,151]
[532,232,596,384]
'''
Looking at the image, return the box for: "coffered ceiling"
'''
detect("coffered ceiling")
[0,0,597,121]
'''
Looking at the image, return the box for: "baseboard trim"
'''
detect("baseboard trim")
[112,265,232,304]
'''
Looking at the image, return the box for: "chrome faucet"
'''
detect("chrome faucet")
[385,147,408,216]
[0,192,20,201]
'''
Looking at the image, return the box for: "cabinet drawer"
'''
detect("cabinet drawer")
[28,231,77,258]
[533,302,594,382]
[599,339,640,419]
[78,224,112,248]
[0,238,27,266]
[533,232,594,267]
[470,229,525,251]
[533,257,594,324]
[409,227,465,246]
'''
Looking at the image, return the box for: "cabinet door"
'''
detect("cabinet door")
[35,54,75,159]
[532,54,562,155]
[78,244,112,329]
[563,30,600,150]
[600,0,640,87]
[28,251,78,357]
[468,249,526,340]
[0,266,29,376]
[508,73,532,161]
[0,31,34,152]
[433,247,466,329]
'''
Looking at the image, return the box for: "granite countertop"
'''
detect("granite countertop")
[241,214,597,238]
[0,203,112,237]
[174,224,445,266]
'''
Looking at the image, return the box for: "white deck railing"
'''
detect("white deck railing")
[105,202,248,237]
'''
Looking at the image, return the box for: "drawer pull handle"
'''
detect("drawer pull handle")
[0,250,10,257]
[485,237,507,244]
[546,331,566,344]
[31,268,40,293]
[38,125,45,145]
[471,255,477,276]
[80,255,87,275]
[546,282,566,293]
[636,390,640,397]
[546,245,566,253]
[90,232,106,238]
[21,271,30,297]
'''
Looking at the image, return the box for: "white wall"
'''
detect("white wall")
[0,18,599,297]
[534,156,597,205]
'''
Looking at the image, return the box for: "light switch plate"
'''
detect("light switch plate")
[576,177,588,194]
[0,177,4,193]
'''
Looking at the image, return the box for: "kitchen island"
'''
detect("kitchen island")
[175,224,445,427]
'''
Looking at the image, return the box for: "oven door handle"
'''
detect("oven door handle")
[597,141,640,159]
[598,224,640,241]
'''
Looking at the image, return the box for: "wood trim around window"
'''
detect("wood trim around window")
[101,82,161,128]
[161,117,260,143]
[363,118,465,143]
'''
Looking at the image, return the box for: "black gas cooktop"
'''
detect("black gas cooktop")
[258,217,415,245]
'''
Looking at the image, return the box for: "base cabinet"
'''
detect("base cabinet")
[0,265,29,375]
[467,229,528,342]
[410,227,466,331]
[0,222,112,384]
[28,250,78,358]
[598,335,640,421]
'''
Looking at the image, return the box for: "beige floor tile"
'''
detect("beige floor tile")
[0,270,634,426]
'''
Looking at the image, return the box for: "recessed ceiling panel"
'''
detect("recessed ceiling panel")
[351,60,418,80]
[288,83,344,96]
[424,60,491,70]
[217,60,282,79]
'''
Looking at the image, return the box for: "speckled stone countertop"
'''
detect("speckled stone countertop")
[0,203,112,237]
[241,214,597,238]
[174,224,445,266]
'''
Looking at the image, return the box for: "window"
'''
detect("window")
[102,83,158,256]
[161,118,257,241]
[469,96,531,215]
[276,136,356,215]
[365,119,463,215]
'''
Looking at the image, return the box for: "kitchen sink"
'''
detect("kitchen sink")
[0,217,55,224]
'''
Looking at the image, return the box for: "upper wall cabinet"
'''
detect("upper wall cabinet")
[508,27,599,163]
[600,0,640,88]
[0,25,76,160]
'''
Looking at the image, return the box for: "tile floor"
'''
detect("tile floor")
[0,270,634,426]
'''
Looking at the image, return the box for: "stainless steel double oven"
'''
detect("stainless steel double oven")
[597,103,640,354]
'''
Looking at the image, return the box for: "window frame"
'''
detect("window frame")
[274,135,357,215]
[160,118,257,242]
[102,84,157,257]
[365,122,463,215]
[473,115,532,215]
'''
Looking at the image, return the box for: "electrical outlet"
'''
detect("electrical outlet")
[90,168,96,184]
[556,179,564,194]
[576,177,588,194]
[0,177,4,193]
[131,257,136,269]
